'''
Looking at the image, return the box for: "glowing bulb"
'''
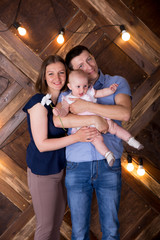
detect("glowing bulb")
[137,158,145,176]
[17,26,26,36]
[120,25,130,41]
[13,22,26,36]
[127,163,134,172]
[127,154,134,172]
[121,30,130,41]
[57,29,65,44]
[137,166,145,176]
[57,34,64,44]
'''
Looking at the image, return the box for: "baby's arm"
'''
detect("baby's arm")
[53,99,70,117]
[94,83,118,98]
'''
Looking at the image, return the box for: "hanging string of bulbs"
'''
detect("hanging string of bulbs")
[57,25,130,44]
[0,0,131,43]
[126,153,145,176]
[122,143,145,176]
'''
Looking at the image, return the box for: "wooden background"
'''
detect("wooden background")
[0,0,160,239]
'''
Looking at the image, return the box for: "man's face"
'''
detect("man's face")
[70,50,99,85]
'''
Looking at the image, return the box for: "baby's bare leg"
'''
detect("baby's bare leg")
[92,133,115,167]
[107,119,144,150]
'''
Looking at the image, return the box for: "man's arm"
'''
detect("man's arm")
[69,93,132,122]
[53,103,109,133]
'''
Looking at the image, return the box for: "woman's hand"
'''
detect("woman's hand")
[92,116,109,133]
[74,127,98,142]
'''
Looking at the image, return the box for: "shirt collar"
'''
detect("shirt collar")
[94,70,105,90]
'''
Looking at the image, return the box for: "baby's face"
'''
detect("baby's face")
[68,73,89,97]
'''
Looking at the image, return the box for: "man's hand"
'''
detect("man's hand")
[69,98,89,114]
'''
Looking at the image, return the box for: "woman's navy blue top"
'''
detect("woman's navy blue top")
[23,93,66,175]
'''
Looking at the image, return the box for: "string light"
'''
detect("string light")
[0,0,130,44]
[57,28,65,44]
[0,0,131,44]
[120,25,130,41]
[137,158,145,176]
[56,24,130,45]
[13,22,26,36]
[127,154,134,172]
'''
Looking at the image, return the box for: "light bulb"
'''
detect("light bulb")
[137,166,145,176]
[17,26,26,36]
[13,22,26,36]
[120,25,130,41]
[127,163,134,172]
[57,29,65,44]
[57,34,64,44]
[127,154,134,172]
[121,30,130,41]
[137,158,145,176]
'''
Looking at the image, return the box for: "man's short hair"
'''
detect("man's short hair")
[65,45,91,70]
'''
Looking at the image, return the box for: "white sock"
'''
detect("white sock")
[127,137,144,150]
[105,151,115,167]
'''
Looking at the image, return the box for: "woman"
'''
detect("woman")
[23,55,98,240]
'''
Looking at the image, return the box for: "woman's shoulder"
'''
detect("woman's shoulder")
[23,93,45,112]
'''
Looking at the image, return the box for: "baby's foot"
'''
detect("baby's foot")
[105,151,115,167]
[127,137,144,150]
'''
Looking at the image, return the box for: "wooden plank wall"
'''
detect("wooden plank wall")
[0,0,160,239]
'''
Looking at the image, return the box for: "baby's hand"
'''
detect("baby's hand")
[53,106,68,117]
[109,83,118,93]
[53,107,60,116]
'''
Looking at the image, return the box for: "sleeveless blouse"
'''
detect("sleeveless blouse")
[23,93,66,175]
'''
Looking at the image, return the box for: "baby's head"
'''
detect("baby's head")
[67,70,89,97]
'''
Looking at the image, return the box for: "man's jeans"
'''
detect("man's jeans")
[65,159,121,240]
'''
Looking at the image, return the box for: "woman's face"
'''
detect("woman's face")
[45,62,66,92]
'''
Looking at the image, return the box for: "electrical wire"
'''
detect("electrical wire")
[0,0,23,32]
[94,31,121,59]
[50,0,62,30]
[65,24,121,35]
[49,1,122,37]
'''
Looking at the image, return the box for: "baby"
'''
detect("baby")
[53,69,144,167]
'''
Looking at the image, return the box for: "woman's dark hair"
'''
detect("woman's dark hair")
[65,45,92,70]
[35,55,67,93]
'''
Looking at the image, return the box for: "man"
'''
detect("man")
[54,45,132,240]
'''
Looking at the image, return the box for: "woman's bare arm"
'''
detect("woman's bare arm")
[29,103,99,152]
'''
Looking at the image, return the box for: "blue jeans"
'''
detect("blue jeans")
[65,159,121,240]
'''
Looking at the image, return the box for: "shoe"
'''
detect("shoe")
[127,137,144,150]
[105,151,115,167]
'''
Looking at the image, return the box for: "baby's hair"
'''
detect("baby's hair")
[68,69,88,84]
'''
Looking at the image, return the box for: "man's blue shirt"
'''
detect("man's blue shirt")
[59,70,131,162]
